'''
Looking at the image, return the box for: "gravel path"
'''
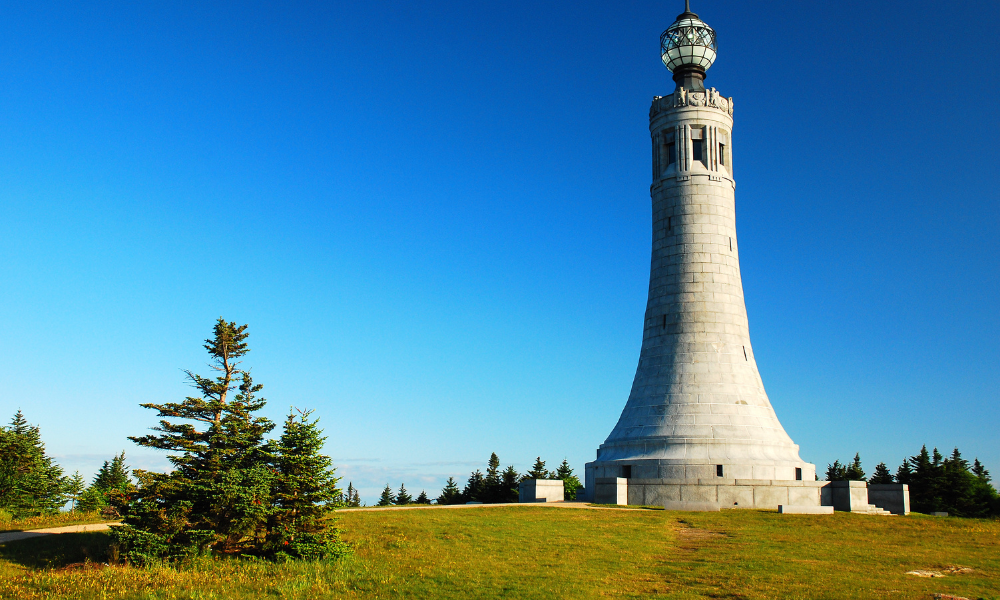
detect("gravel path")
[0,523,116,544]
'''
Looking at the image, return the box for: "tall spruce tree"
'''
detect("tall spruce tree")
[395,484,412,506]
[437,477,461,505]
[554,459,582,500]
[266,409,345,559]
[377,485,394,507]
[66,472,86,511]
[869,462,894,484]
[483,453,502,503]
[500,466,520,503]
[78,452,133,514]
[526,457,550,480]
[845,454,866,481]
[825,460,847,482]
[0,411,68,517]
[113,318,353,564]
[415,490,431,504]
[462,470,484,502]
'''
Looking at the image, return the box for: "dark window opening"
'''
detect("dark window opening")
[730,237,732,251]
[795,467,803,481]
[668,216,672,230]
[719,143,726,166]
[743,346,748,361]
[621,465,632,479]
[667,142,676,166]
[661,314,667,328]
[716,464,724,477]
[692,139,704,164]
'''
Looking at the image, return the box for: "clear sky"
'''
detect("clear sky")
[0,0,997,504]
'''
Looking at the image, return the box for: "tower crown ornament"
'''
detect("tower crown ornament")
[660,1,717,91]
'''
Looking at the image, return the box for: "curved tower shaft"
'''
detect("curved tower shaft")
[589,4,814,486]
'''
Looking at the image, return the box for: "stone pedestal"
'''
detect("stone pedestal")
[518,479,564,503]
[868,484,910,515]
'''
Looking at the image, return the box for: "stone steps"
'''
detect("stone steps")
[853,503,894,516]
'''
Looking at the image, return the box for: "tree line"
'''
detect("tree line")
[435,454,582,505]
[825,446,999,518]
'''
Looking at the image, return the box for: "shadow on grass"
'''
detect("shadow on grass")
[0,532,112,569]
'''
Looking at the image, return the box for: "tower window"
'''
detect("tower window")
[620,465,632,479]
[667,141,676,166]
[716,464,724,477]
[796,468,803,481]
[719,142,726,166]
[691,128,705,165]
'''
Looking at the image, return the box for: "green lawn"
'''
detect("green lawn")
[0,506,997,599]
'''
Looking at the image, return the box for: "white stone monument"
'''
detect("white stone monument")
[584,2,823,509]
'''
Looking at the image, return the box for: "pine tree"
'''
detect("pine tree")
[377,485,394,506]
[824,460,847,482]
[909,445,942,514]
[345,483,361,507]
[415,490,431,504]
[554,459,582,500]
[0,410,68,517]
[972,459,991,482]
[462,470,484,502]
[66,471,86,511]
[267,409,344,558]
[895,458,913,485]
[437,477,461,505]
[845,453,866,481]
[500,466,520,503]
[483,453,502,503]
[526,457,550,480]
[114,319,279,561]
[395,484,412,505]
[869,462,894,484]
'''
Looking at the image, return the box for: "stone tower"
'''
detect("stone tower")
[585,2,816,500]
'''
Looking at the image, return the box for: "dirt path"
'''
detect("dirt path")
[0,523,116,544]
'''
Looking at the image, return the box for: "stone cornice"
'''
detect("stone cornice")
[650,87,734,118]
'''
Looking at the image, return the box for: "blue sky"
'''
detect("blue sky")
[0,0,997,504]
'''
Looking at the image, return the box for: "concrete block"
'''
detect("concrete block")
[778,505,833,514]
[752,485,789,509]
[518,479,564,503]
[717,485,753,507]
[594,477,628,505]
[868,484,910,515]
[788,486,821,506]
[828,480,870,512]
[645,484,682,505]
[680,484,717,502]
[662,501,720,512]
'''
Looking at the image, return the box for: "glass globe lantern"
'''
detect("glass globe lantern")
[660,2,717,91]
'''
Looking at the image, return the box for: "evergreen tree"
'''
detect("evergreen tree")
[67,471,86,511]
[824,460,847,482]
[437,477,461,505]
[0,410,68,517]
[266,409,345,559]
[415,490,431,504]
[377,484,394,506]
[500,466,520,503]
[345,483,361,507]
[554,459,583,500]
[394,484,412,505]
[895,458,913,485]
[908,445,943,514]
[526,457,550,480]
[972,458,990,482]
[462,470,484,502]
[845,453,866,481]
[869,462,894,484]
[483,453,502,503]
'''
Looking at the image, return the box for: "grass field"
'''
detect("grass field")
[0,505,997,599]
